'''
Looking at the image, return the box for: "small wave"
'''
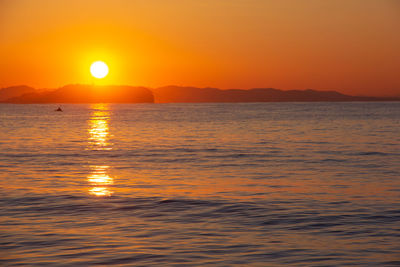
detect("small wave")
[358,151,390,156]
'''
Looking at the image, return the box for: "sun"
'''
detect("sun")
[90,61,109,79]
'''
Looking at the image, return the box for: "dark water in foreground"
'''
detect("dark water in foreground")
[1,102,399,266]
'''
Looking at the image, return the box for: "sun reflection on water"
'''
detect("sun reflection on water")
[87,104,114,196]
[88,165,114,196]
[87,103,112,150]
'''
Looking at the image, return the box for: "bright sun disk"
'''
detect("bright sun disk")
[90,61,109,79]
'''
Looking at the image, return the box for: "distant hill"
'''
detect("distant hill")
[1,84,398,103]
[0,85,36,101]
[153,86,399,103]
[5,85,154,103]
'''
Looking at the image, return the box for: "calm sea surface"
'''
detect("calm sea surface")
[1,102,399,266]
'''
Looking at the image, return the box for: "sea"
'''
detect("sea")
[0,102,399,266]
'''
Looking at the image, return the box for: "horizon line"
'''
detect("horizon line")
[2,83,400,98]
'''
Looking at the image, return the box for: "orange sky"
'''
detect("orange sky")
[1,0,399,96]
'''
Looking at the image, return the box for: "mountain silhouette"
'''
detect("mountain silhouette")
[153,86,398,103]
[0,85,36,101]
[1,84,398,103]
[4,84,154,103]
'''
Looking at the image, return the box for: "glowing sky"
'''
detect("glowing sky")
[1,0,399,96]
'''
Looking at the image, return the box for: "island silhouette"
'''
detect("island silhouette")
[1,85,154,104]
[1,84,398,104]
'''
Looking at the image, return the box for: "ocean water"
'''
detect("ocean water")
[0,102,399,266]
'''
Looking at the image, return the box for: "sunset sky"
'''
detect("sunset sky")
[1,0,399,96]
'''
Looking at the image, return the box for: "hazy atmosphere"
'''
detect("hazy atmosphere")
[1,0,399,96]
[1,1,399,266]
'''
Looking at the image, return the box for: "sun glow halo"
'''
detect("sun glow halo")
[90,61,109,79]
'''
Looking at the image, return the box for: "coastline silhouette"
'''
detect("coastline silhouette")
[1,84,398,104]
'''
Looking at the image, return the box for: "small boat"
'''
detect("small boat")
[55,107,63,112]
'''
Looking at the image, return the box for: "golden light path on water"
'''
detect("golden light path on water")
[87,103,114,196]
